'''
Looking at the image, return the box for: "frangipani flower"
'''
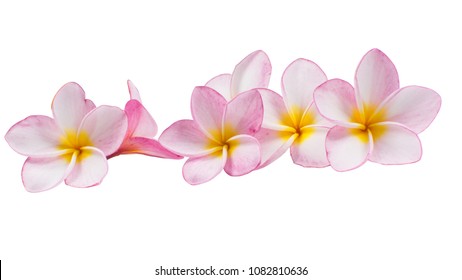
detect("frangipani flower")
[107,80,182,159]
[255,59,332,168]
[5,82,128,192]
[205,50,271,100]
[159,86,263,185]
[314,49,441,171]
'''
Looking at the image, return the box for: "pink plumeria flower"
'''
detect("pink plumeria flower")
[5,82,128,192]
[159,86,263,185]
[205,50,271,100]
[107,80,182,159]
[255,58,333,168]
[313,49,441,171]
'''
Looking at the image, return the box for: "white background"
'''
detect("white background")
[1,1,461,279]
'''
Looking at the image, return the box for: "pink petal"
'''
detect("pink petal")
[290,126,330,167]
[65,147,108,188]
[159,120,218,157]
[125,99,158,138]
[22,156,72,192]
[254,128,295,169]
[314,79,361,127]
[368,123,422,164]
[379,86,441,133]
[281,58,327,119]
[224,134,261,176]
[326,126,371,171]
[191,86,227,141]
[223,89,263,139]
[78,105,128,156]
[5,115,64,157]
[258,88,292,131]
[302,103,333,127]
[52,82,96,132]
[230,50,271,98]
[116,137,183,159]
[205,74,232,100]
[182,151,226,185]
[127,79,141,102]
[354,49,399,109]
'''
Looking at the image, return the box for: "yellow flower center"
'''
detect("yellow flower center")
[351,104,388,143]
[58,130,93,163]
[279,105,315,144]
[206,123,239,157]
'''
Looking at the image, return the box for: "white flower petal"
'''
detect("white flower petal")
[65,147,108,188]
